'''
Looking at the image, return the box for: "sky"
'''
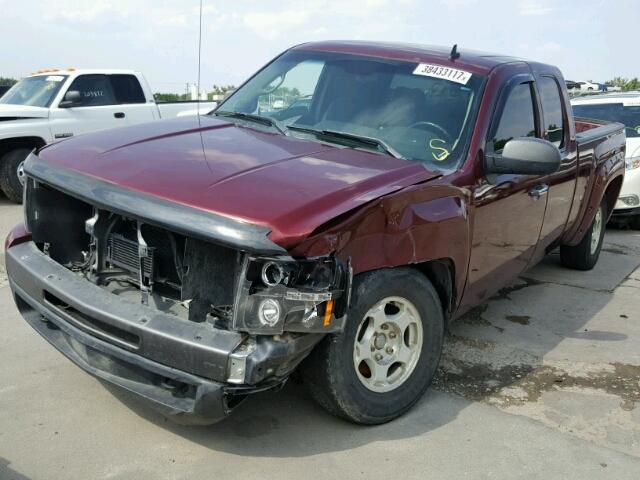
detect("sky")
[2,0,638,93]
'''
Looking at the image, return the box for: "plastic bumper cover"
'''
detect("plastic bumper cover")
[611,205,640,218]
[6,241,255,424]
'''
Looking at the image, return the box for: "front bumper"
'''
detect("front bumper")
[6,241,321,424]
[12,293,231,424]
[611,205,640,218]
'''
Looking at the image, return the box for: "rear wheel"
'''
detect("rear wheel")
[301,268,444,424]
[0,148,31,203]
[560,200,606,270]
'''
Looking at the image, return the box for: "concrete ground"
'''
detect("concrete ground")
[0,198,639,480]
[0,196,24,266]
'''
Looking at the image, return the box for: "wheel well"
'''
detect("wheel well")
[604,176,623,216]
[0,137,46,160]
[412,259,455,320]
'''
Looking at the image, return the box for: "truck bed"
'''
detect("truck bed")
[575,116,625,140]
[562,116,626,248]
[156,101,217,118]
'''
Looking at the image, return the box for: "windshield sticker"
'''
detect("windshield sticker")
[45,75,65,82]
[429,138,450,161]
[413,64,472,85]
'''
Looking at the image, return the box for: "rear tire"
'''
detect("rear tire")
[301,268,444,425]
[0,148,31,203]
[560,200,606,270]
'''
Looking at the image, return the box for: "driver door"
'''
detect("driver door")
[462,77,549,308]
[49,74,127,139]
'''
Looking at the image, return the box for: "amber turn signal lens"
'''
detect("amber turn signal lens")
[323,299,334,327]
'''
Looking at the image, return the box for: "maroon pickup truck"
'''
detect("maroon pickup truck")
[5,41,625,425]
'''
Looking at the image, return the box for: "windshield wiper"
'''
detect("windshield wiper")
[214,110,286,135]
[287,126,404,159]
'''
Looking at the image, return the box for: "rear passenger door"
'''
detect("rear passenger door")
[109,74,157,125]
[463,76,549,308]
[533,74,576,254]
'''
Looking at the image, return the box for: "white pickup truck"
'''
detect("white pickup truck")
[0,69,216,202]
[572,92,640,228]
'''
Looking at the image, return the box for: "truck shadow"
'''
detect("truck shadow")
[106,229,639,458]
[107,380,468,457]
[0,457,33,480]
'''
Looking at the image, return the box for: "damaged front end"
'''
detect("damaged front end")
[7,154,349,423]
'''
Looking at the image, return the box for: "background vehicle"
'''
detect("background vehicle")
[0,69,217,202]
[572,92,640,228]
[6,42,625,426]
[565,80,582,91]
[577,80,605,92]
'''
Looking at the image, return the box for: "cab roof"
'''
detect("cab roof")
[571,91,640,104]
[294,40,527,75]
[30,68,139,77]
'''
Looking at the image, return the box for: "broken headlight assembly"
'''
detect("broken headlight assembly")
[232,255,350,334]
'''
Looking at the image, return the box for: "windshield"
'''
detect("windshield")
[0,75,68,108]
[215,50,484,170]
[573,102,640,138]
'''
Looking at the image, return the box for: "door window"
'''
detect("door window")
[491,83,536,151]
[110,74,146,104]
[538,77,565,148]
[67,74,116,107]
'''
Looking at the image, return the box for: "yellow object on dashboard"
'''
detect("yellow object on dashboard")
[429,138,450,162]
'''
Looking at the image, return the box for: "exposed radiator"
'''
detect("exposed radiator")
[107,233,154,280]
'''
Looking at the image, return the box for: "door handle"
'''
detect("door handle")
[114,112,125,119]
[529,184,549,199]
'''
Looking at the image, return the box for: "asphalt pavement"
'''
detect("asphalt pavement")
[0,198,639,480]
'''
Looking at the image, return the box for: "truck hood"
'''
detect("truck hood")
[0,104,49,120]
[38,116,440,248]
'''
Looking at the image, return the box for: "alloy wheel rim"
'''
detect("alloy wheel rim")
[590,207,603,255]
[353,296,423,393]
[17,161,25,186]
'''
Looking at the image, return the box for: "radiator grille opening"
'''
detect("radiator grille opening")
[27,180,240,324]
[107,233,154,280]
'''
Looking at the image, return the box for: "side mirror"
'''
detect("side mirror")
[59,90,82,108]
[485,137,561,176]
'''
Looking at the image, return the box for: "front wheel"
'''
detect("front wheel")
[560,200,606,270]
[0,148,31,203]
[301,268,444,425]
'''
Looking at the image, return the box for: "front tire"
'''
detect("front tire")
[560,200,606,270]
[0,148,31,203]
[301,268,444,425]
